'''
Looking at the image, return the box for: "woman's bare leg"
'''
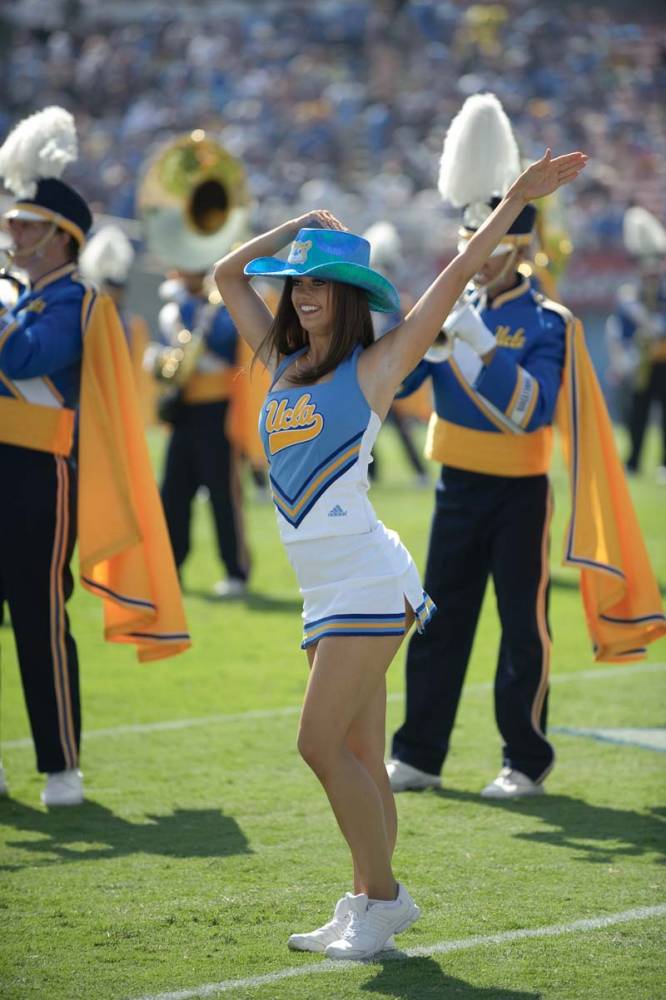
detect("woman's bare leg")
[346,677,397,894]
[298,632,405,901]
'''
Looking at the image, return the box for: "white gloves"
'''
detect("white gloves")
[444,301,496,357]
[424,328,454,363]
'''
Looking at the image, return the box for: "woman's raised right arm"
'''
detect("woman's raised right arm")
[213,219,299,364]
[214,210,344,364]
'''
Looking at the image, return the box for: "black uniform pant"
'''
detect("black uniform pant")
[161,401,248,580]
[392,467,555,782]
[0,444,80,773]
[626,361,666,471]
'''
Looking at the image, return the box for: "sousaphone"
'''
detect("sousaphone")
[137,129,251,270]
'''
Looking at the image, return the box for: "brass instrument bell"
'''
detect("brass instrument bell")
[137,130,251,271]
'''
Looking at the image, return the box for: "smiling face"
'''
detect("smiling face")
[290,276,334,336]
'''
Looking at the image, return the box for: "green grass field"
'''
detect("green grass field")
[1,425,665,1000]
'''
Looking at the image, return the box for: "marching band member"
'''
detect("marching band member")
[0,107,189,806]
[79,224,156,425]
[606,206,666,481]
[146,267,251,597]
[386,94,665,799]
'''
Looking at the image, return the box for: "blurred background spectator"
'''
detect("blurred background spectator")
[2,0,664,328]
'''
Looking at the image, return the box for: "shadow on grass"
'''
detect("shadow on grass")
[183,587,302,612]
[360,956,541,999]
[0,799,252,870]
[433,788,665,864]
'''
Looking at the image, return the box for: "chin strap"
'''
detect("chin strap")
[473,247,518,298]
[6,223,58,263]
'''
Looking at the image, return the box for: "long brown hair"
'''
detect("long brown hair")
[256,278,375,385]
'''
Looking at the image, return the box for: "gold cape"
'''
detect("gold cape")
[556,316,665,661]
[78,292,191,662]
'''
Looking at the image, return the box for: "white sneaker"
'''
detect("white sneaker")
[288,895,351,952]
[386,758,440,792]
[0,763,8,796]
[212,577,247,599]
[41,769,84,807]
[288,895,395,952]
[324,884,420,960]
[480,767,545,799]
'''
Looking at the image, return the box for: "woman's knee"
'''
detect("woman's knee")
[297,724,340,777]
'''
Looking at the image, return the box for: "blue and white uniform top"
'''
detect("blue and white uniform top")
[260,345,381,543]
[398,277,569,477]
[260,344,436,648]
[0,263,89,412]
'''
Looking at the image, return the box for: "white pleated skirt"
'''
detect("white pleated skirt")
[284,520,436,649]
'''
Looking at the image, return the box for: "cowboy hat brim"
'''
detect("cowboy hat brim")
[244,257,400,313]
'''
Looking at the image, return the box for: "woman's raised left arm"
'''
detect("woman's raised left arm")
[359,149,587,417]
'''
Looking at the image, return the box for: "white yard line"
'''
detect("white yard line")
[129,903,666,1000]
[3,662,665,751]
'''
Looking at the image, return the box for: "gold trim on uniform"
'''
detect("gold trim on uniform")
[520,377,539,428]
[11,205,85,247]
[531,483,554,783]
[181,369,234,404]
[425,415,553,476]
[0,319,19,352]
[448,357,513,433]
[0,396,75,454]
[505,366,526,419]
[42,376,64,404]
[459,229,532,250]
[50,455,78,768]
[490,277,531,310]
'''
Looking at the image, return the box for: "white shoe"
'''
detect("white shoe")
[324,884,420,960]
[480,767,545,799]
[386,758,440,792]
[0,763,8,796]
[212,577,247,599]
[288,895,397,953]
[41,769,84,807]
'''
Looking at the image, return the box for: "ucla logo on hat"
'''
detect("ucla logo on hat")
[288,240,313,265]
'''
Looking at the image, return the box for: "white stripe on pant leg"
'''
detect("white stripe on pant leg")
[127,903,666,1000]
[2,662,665,751]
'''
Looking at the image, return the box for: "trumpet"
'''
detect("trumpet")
[424,327,454,364]
[146,286,222,387]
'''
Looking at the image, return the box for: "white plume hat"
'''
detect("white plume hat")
[438,92,521,208]
[362,221,402,270]
[623,206,666,260]
[0,106,78,199]
[0,106,91,244]
[437,92,534,256]
[80,225,135,286]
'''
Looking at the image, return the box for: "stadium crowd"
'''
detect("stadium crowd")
[3,0,665,287]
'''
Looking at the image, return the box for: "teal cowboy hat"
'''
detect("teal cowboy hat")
[244,227,400,313]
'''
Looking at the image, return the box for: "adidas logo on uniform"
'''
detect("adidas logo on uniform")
[328,504,348,517]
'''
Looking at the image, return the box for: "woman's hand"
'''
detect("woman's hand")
[292,210,348,232]
[509,148,588,204]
